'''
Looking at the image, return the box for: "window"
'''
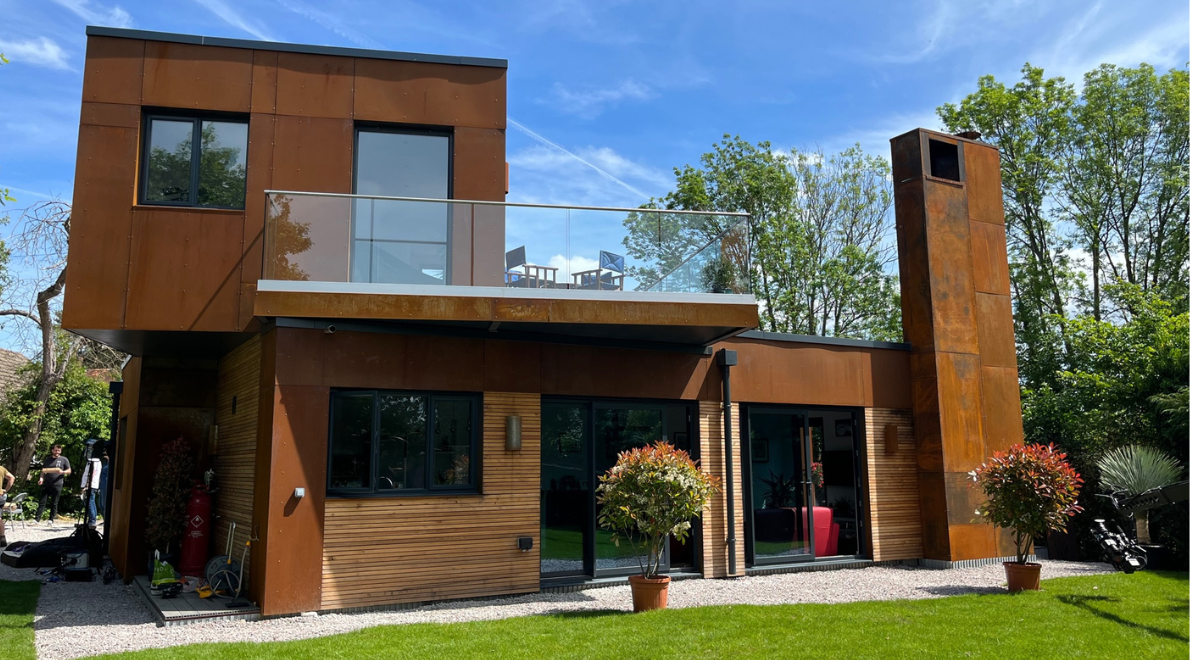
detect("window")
[328,390,479,496]
[140,114,249,209]
[928,138,961,182]
[351,128,451,285]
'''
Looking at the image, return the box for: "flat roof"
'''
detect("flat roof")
[85,26,508,69]
[738,329,910,351]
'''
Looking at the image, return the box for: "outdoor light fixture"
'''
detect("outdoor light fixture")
[293,487,305,499]
[518,537,533,552]
[506,415,522,451]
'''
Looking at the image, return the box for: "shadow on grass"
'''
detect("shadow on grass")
[1057,595,1189,644]
[917,585,1005,597]
[544,609,629,620]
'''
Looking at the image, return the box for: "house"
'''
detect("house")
[63,26,1024,617]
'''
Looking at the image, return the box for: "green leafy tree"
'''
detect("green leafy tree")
[632,137,901,340]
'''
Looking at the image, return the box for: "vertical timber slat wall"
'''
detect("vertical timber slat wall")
[699,401,745,578]
[319,392,541,610]
[863,408,923,561]
[213,335,261,578]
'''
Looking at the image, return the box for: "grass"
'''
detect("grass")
[0,581,38,660]
[79,570,1188,660]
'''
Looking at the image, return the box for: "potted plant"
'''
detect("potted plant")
[1097,445,1183,566]
[969,443,1083,592]
[596,442,720,612]
[144,437,195,574]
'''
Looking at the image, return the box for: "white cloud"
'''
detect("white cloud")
[546,79,655,118]
[48,0,133,28]
[546,254,600,277]
[1031,8,1190,86]
[879,0,955,64]
[507,119,663,202]
[0,37,72,70]
[191,0,276,41]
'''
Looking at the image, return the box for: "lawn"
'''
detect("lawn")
[0,580,38,660]
[79,570,1187,659]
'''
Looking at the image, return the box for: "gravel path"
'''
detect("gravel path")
[2,524,1113,660]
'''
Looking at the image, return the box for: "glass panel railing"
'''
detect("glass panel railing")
[264,191,750,295]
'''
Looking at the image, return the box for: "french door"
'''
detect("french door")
[540,399,696,579]
[743,406,865,566]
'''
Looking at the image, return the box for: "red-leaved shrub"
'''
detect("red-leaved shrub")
[970,443,1084,564]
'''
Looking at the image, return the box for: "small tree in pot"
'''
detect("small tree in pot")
[969,443,1083,592]
[597,442,719,612]
[144,437,195,564]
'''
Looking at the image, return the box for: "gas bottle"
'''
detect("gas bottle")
[178,483,212,578]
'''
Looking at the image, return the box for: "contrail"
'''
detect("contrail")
[507,117,652,200]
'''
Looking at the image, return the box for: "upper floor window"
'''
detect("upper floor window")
[141,114,249,209]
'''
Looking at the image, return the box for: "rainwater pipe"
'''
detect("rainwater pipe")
[717,348,738,577]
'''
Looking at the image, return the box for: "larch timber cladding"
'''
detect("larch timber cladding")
[213,335,261,576]
[320,392,541,610]
[863,408,923,561]
[699,401,745,578]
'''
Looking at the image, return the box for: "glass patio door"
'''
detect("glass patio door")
[746,409,816,563]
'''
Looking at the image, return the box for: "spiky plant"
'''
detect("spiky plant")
[1098,446,1183,544]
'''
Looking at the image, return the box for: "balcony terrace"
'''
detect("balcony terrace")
[256,191,759,350]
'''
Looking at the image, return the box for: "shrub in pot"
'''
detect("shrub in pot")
[144,437,195,572]
[596,442,720,612]
[969,443,1083,592]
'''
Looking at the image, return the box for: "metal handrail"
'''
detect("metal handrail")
[263,190,750,217]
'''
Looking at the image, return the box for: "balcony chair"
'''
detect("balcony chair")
[504,245,558,289]
[2,492,27,530]
[571,250,625,291]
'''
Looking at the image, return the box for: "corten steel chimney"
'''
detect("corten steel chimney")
[890,129,1025,563]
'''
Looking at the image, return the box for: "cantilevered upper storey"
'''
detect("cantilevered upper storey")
[63,28,758,355]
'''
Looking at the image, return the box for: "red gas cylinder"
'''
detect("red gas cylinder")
[178,483,212,578]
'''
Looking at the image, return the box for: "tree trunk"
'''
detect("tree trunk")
[10,378,55,484]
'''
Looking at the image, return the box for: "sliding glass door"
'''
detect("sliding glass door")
[540,399,695,579]
[744,406,865,565]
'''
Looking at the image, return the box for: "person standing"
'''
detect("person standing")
[34,444,71,524]
[80,453,103,527]
[0,463,14,547]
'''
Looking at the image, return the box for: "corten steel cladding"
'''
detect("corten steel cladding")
[1003,562,1041,592]
[628,575,671,612]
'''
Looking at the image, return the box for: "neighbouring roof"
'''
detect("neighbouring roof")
[0,348,31,395]
[85,26,508,69]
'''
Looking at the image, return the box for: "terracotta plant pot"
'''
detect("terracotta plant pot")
[1003,561,1041,592]
[628,574,671,612]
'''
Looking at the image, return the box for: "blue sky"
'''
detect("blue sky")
[0,0,1187,355]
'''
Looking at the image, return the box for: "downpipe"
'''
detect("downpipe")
[717,349,738,577]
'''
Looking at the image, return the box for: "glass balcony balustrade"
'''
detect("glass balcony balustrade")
[263,191,751,295]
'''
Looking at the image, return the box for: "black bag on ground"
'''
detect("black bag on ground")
[1,526,103,568]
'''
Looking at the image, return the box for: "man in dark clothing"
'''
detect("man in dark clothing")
[35,444,71,524]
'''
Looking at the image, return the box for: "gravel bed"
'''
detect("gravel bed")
[3,525,1112,660]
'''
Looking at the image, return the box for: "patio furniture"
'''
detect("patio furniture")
[571,250,625,291]
[505,245,559,289]
[2,492,27,530]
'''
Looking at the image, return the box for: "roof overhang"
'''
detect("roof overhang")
[255,280,759,349]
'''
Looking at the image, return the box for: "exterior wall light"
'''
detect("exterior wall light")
[505,415,522,451]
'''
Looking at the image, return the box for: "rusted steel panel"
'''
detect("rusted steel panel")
[274,52,354,119]
[936,352,985,473]
[63,125,138,332]
[80,102,140,128]
[250,50,279,113]
[963,142,1005,226]
[353,58,506,129]
[270,116,353,193]
[260,383,328,616]
[248,328,277,607]
[980,365,1025,453]
[724,338,872,407]
[142,42,253,112]
[869,349,913,409]
[974,293,1016,369]
[946,522,997,561]
[242,114,276,285]
[916,470,950,559]
[483,341,543,392]
[894,182,933,353]
[969,220,1012,295]
[453,127,506,199]
[82,36,144,105]
[125,208,244,331]
[540,342,707,400]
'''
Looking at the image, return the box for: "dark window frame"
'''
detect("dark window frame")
[138,110,250,210]
[327,389,481,498]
